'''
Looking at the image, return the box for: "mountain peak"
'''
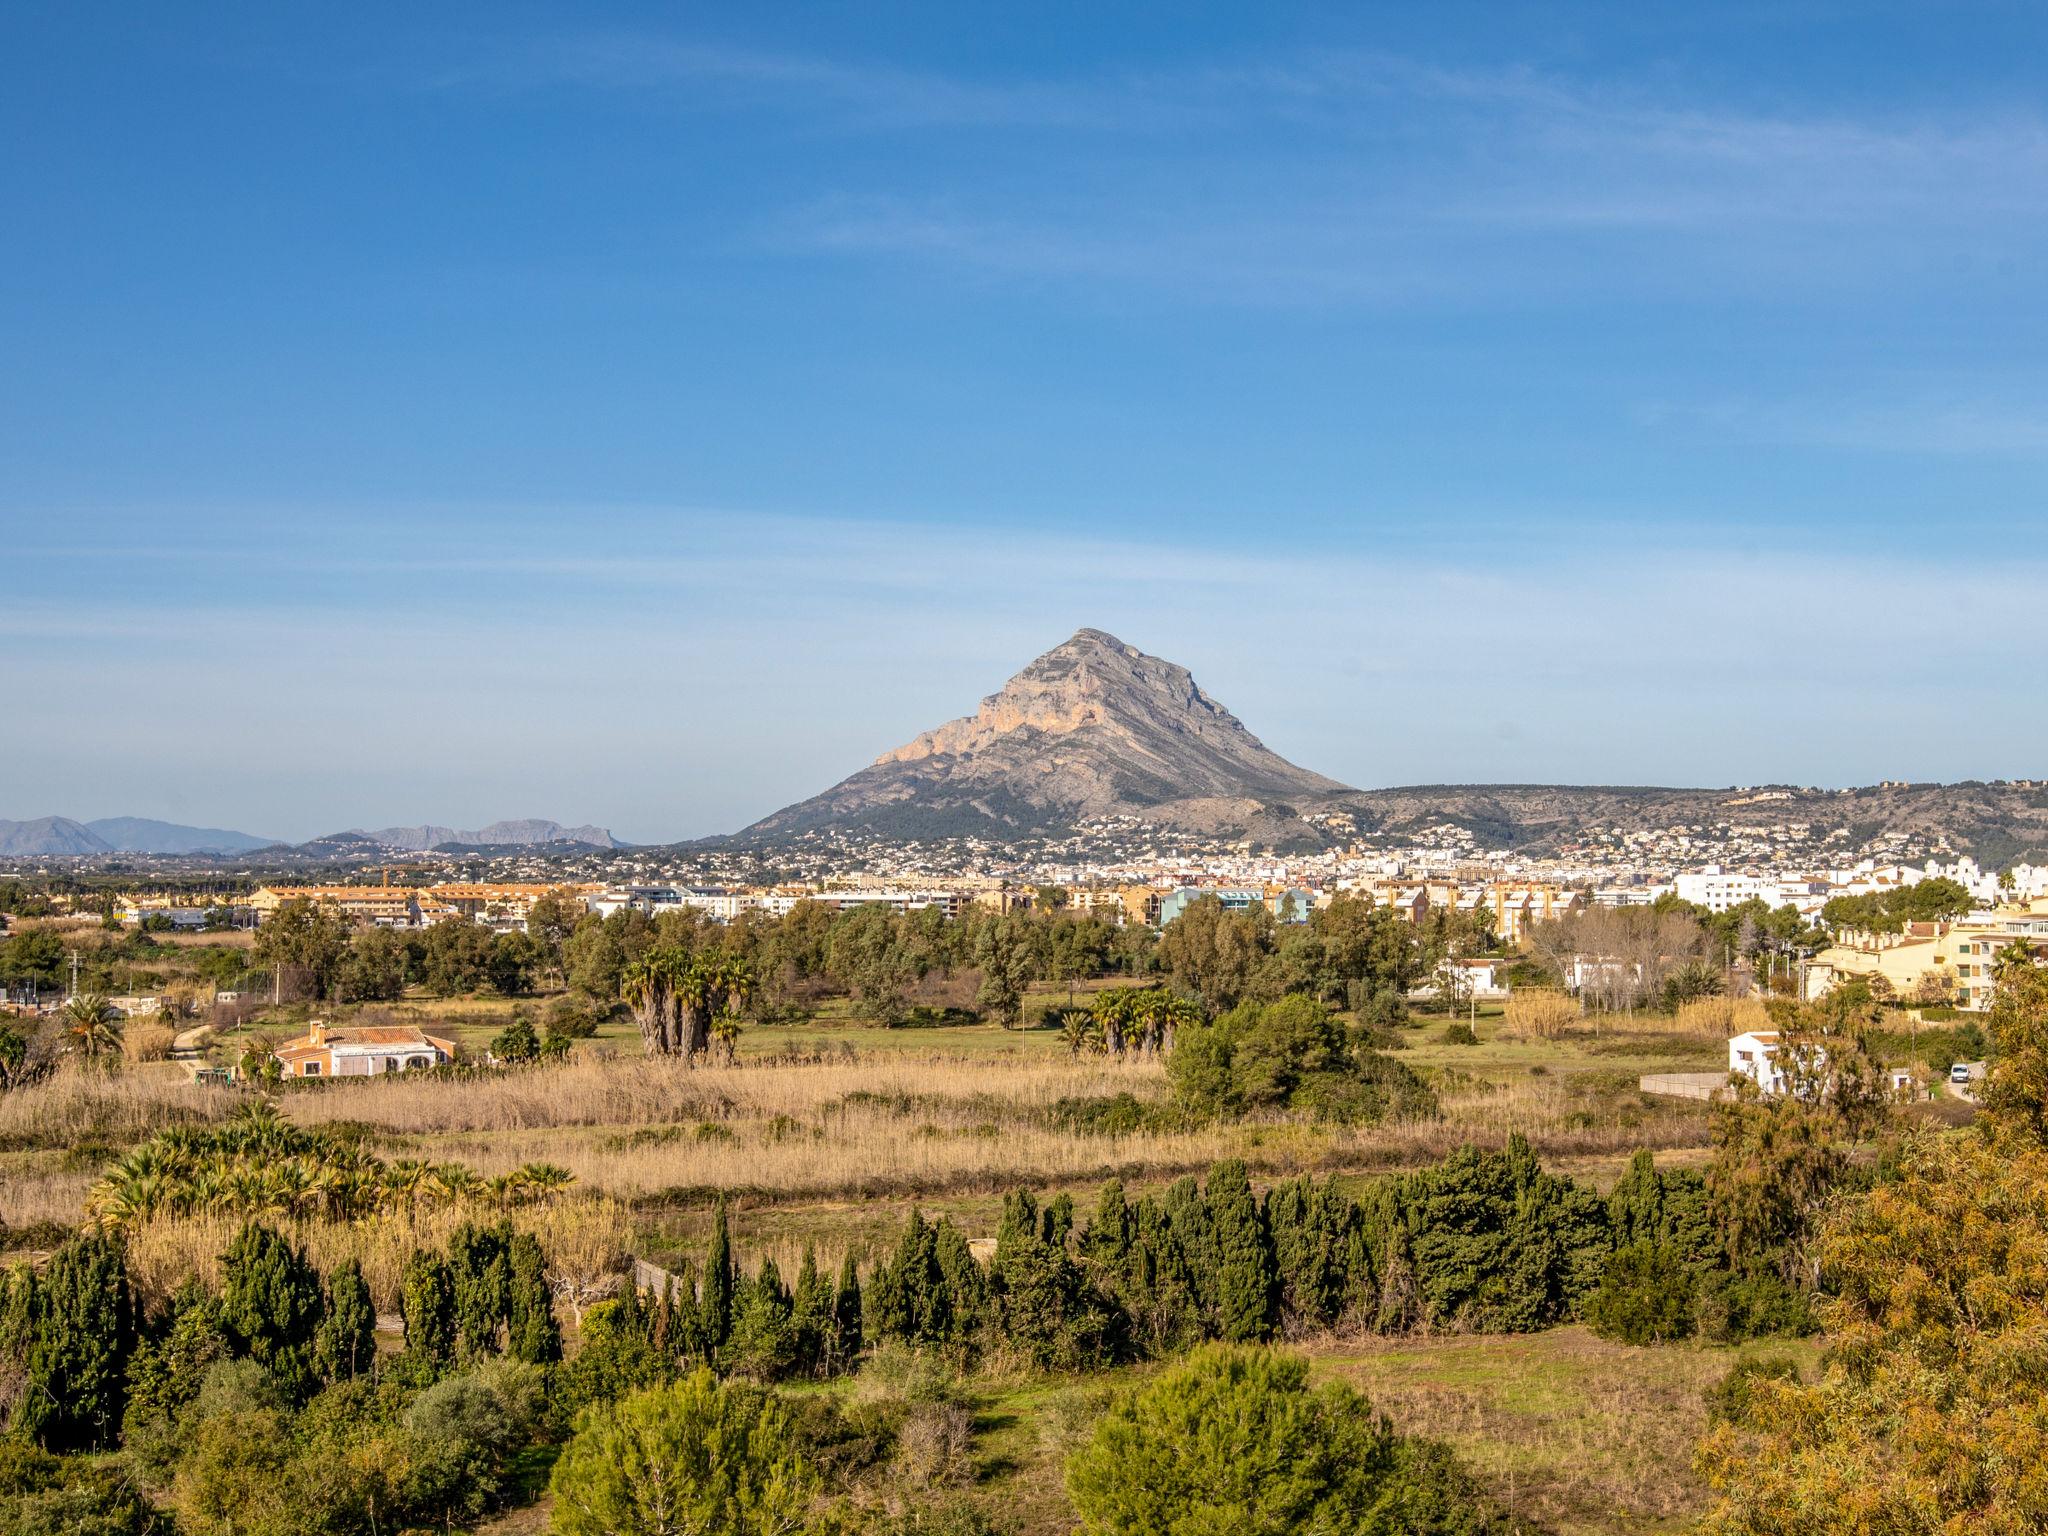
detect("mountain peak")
[746,630,1350,844]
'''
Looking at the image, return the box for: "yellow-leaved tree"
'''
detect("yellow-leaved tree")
[1695,964,2048,1533]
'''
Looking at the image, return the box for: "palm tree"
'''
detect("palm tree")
[63,993,123,1061]
[1053,1005,1101,1056]
[622,948,686,1054]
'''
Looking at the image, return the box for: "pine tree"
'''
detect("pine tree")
[1207,1160,1275,1342]
[19,1231,134,1451]
[505,1230,561,1365]
[219,1221,323,1398]
[400,1247,456,1366]
[448,1221,511,1358]
[316,1259,377,1382]
[702,1201,735,1351]
[831,1253,863,1369]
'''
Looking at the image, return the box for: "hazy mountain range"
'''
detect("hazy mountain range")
[5,631,2045,864]
[0,816,620,857]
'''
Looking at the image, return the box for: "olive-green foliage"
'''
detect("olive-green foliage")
[316,1259,377,1383]
[725,1257,801,1381]
[0,1444,151,1536]
[505,1229,561,1364]
[1206,1161,1275,1343]
[866,1211,988,1353]
[1168,995,1436,1124]
[219,1221,324,1398]
[1066,1344,1516,1536]
[1265,1174,1375,1334]
[991,1191,1116,1369]
[702,1200,735,1350]
[399,1248,455,1366]
[16,1231,134,1451]
[123,1284,230,1476]
[447,1220,510,1359]
[549,1370,817,1536]
[1585,1242,1697,1344]
[1397,1136,1609,1332]
[561,1288,676,1415]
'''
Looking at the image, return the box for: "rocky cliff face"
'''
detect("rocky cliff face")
[744,629,1350,841]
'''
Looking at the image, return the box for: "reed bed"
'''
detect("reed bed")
[120,1194,635,1314]
[281,1051,1168,1134]
[0,1049,1711,1229]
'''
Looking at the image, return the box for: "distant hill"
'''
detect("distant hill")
[341,819,622,851]
[742,628,1351,847]
[86,816,278,855]
[734,629,2048,864]
[0,816,112,857]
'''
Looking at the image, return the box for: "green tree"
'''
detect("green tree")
[17,1231,134,1451]
[974,912,1038,1028]
[218,1221,323,1397]
[1585,1242,1696,1344]
[550,1371,817,1536]
[831,1253,863,1370]
[316,1258,376,1382]
[702,1200,736,1352]
[1157,896,1275,1011]
[401,1247,456,1367]
[448,1221,511,1359]
[492,1014,541,1062]
[1205,1161,1275,1343]
[505,1229,561,1364]
[1067,1344,1509,1536]
[252,896,352,999]
[331,924,408,1002]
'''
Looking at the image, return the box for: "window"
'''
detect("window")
[303,1062,321,1076]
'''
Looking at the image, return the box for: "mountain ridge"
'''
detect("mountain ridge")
[743,628,1352,844]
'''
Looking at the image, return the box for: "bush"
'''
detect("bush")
[1694,1268,1814,1342]
[1440,1022,1478,1046]
[1065,1344,1516,1536]
[1584,1242,1695,1344]
[1502,989,1579,1039]
[1169,996,1435,1124]
[1704,1348,1803,1427]
[549,1370,815,1536]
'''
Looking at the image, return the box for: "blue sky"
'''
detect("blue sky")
[3,3,2045,844]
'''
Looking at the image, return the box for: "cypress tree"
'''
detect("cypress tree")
[19,1231,134,1451]
[790,1247,832,1378]
[315,1258,377,1382]
[1206,1160,1274,1342]
[832,1252,863,1369]
[505,1231,561,1365]
[447,1221,511,1358]
[219,1221,323,1397]
[1159,1175,1216,1316]
[1608,1150,1665,1249]
[726,1256,797,1380]
[701,1201,735,1350]
[665,1257,705,1366]
[932,1217,989,1344]
[400,1247,456,1366]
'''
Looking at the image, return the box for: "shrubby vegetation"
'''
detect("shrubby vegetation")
[1066,1344,1521,1536]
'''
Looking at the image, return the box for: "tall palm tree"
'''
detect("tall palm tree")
[63,993,123,1061]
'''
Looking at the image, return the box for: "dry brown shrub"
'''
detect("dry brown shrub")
[1503,990,1581,1039]
[121,1024,178,1064]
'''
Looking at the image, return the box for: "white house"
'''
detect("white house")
[1728,1030,1787,1096]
